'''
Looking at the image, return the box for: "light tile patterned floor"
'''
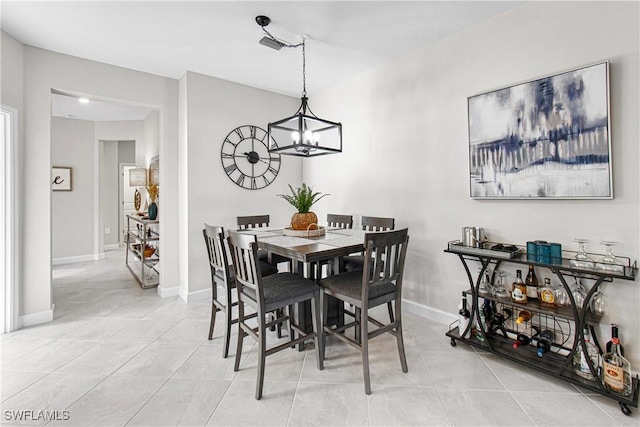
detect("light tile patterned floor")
[0,249,636,426]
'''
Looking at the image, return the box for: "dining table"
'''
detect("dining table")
[237,225,367,348]
[237,226,364,273]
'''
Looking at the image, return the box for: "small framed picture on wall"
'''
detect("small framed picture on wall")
[52,167,72,191]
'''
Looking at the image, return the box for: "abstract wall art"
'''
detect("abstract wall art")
[468,62,612,199]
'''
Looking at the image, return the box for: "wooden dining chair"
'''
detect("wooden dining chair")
[344,216,395,271]
[318,228,410,394]
[227,231,324,400]
[236,214,292,270]
[343,216,396,325]
[237,214,270,230]
[327,213,353,229]
[315,214,354,279]
[203,224,278,358]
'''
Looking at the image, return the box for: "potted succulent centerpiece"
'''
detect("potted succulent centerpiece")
[278,183,329,231]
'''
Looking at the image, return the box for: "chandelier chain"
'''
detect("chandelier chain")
[302,39,306,97]
[260,26,306,96]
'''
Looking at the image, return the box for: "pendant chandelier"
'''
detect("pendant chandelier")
[257,16,342,157]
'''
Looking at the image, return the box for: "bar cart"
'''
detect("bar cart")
[125,214,159,289]
[445,240,638,415]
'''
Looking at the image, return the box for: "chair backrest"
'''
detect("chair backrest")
[327,214,353,229]
[227,231,265,309]
[203,224,233,285]
[361,228,409,302]
[237,215,270,230]
[361,216,395,231]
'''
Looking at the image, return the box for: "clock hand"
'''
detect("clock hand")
[242,152,269,164]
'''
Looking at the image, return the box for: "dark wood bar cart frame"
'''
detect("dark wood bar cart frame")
[445,241,638,415]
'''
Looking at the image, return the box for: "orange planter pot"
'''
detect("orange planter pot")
[290,212,318,230]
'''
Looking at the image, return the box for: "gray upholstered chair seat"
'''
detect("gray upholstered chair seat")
[342,255,365,272]
[342,216,394,273]
[320,271,395,301]
[215,262,279,284]
[258,261,279,277]
[242,272,318,310]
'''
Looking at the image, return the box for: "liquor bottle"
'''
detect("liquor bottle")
[539,278,557,308]
[515,310,533,324]
[475,299,492,342]
[511,270,528,304]
[536,329,554,357]
[475,314,485,342]
[605,325,624,356]
[458,292,471,339]
[603,337,632,396]
[513,326,540,349]
[573,327,601,381]
[525,265,539,300]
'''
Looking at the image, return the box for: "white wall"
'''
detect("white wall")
[306,1,640,367]
[144,110,159,166]
[21,46,178,319]
[179,71,301,300]
[0,33,23,113]
[51,117,95,261]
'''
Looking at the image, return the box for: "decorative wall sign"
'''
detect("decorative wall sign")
[51,167,72,191]
[468,62,612,199]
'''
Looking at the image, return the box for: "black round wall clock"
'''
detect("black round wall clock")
[220,125,281,190]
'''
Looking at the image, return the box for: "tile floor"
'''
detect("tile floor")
[0,249,637,426]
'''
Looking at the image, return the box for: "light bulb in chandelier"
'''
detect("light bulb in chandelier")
[304,130,313,143]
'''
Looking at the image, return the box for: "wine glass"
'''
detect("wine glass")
[554,283,570,306]
[595,241,624,273]
[494,270,510,298]
[569,238,595,269]
[571,278,587,308]
[478,267,492,296]
[589,290,607,315]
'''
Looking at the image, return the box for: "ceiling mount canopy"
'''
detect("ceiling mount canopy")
[256,16,342,157]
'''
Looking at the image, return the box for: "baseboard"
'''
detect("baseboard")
[402,298,456,326]
[178,287,188,302]
[157,285,179,298]
[186,287,211,303]
[19,308,54,328]
[52,253,104,265]
[103,244,119,251]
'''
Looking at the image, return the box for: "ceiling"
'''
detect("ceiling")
[51,93,153,121]
[2,1,520,121]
